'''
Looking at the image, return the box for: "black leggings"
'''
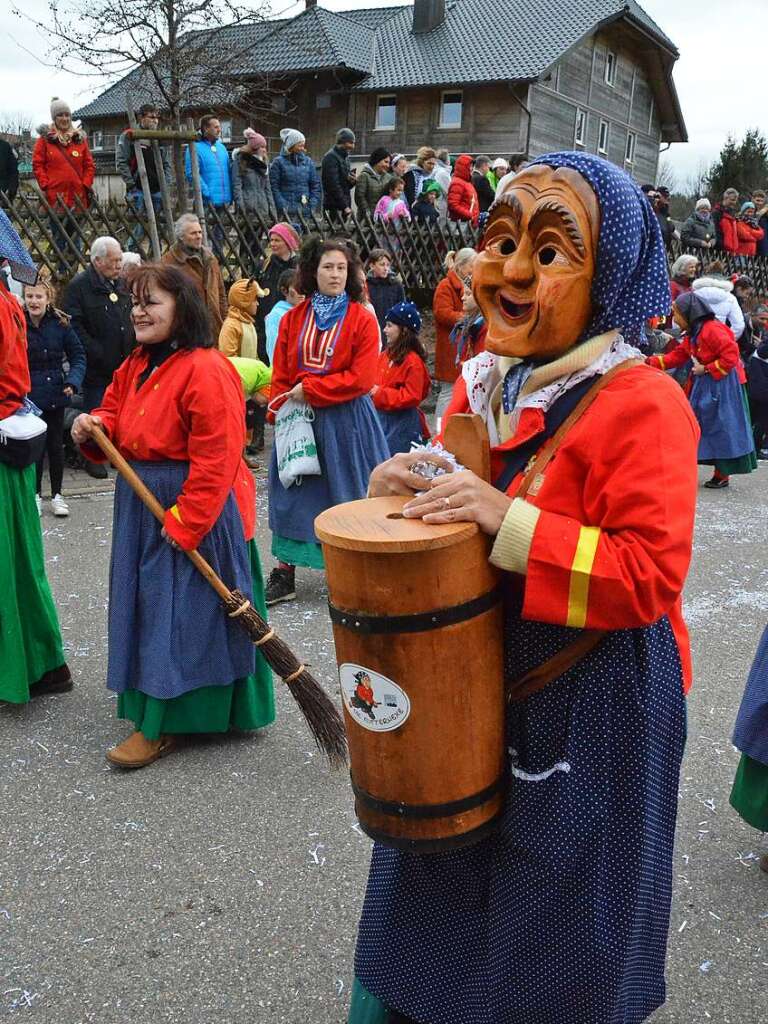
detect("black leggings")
[35,406,66,497]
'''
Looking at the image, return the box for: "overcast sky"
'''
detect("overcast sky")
[0,0,758,189]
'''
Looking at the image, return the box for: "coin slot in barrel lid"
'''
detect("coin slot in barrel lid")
[315,496,478,554]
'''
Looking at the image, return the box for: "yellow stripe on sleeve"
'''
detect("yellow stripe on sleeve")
[713,359,724,376]
[169,504,183,523]
[566,526,601,629]
[657,354,665,371]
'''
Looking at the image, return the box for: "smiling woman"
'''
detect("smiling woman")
[71,265,275,769]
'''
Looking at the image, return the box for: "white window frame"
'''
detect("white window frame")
[374,94,397,131]
[219,119,232,143]
[574,108,587,147]
[438,89,463,129]
[598,119,610,154]
[604,50,617,87]
[91,130,103,151]
[625,130,636,165]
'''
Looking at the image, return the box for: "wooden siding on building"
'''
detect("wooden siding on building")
[528,29,663,185]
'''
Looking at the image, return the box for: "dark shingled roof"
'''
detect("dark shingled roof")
[75,0,678,117]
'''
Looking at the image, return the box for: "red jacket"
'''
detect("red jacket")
[714,206,738,254]
[447,155,479,225]
[0,281,30,418]
[443,363,700,692]
[81,346,255,551]
[268,299,380,415]
[648,318,745,384]
[373,350,431,410]
[735,218,764,257]
[32,130,95,210]
[432,270,466,383]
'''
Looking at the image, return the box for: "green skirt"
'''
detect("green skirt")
[271,533,325,570]
[0,462,65,703]
[348,979,388,1023]
[117,540,276,740]
[730,753,768,832]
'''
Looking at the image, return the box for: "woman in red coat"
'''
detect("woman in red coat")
[32,99,95,271]
[264,236,389,605]
[447,154,479,225]
[735,202,764,257]
[72,264,274,769]
[432,247,476,420]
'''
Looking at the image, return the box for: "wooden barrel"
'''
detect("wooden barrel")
[315,495,506,852]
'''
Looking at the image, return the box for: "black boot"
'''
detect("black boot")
[84,459,108,480]
[265,567,296,606]
[248,404,266,453]
[30,663,73,696]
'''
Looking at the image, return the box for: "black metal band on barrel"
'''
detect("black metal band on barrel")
[351,774,506,819]
[328,586,501,636]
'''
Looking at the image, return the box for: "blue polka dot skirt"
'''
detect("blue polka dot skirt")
[353,613,687,1024]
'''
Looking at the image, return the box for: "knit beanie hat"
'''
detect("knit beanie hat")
[50,97,71,119]
[369,147,391,167]
[243,128,267,148]
[491,157,508,171]
[269,222,301,252]
[385,301,421,333]
[228,277,269,311]
[280,128,306,152]
[336,127,355,145]
[419,179,443,198]
[740,201,756,215]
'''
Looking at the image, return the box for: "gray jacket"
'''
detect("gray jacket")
[231,147,277,221]
[680,211,716,251]
[354,164,385,218]
[116,129,171,194]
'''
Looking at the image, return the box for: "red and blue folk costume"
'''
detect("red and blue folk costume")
[81,343,274,737]
[351,153,700,1024]
[372,349,431,455]
[267,297,389,568]
[649,293,755,474]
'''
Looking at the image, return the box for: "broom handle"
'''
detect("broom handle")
[88,425,234,604]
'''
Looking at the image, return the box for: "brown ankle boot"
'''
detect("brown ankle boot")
[760,854,768,875]
[106,731,176,769]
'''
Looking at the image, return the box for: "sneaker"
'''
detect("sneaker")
[265,567,296,606]
[35,493,42,517]
[703,477,729,489]
[51,494,70,517]
[758,449,768,461]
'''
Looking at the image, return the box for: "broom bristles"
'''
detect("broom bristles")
[224,590,348,768]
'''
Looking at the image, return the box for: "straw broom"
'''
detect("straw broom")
[89,425,347,768]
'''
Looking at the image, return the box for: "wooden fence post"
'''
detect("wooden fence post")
[185,118,208,248]
[126,97,162,260]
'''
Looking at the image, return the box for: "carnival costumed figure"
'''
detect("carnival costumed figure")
[72,265,274,769]
[0,210,72,703]
[647,291,756,489]
[730,626,768,871]
[264,235,389,606]
[348,153,700,1024]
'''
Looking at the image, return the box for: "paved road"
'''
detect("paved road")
[2,462,767,1023]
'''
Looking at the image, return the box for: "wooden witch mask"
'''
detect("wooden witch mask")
[473,164,600,361]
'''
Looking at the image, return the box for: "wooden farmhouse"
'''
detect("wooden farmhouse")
[75,0,686,191]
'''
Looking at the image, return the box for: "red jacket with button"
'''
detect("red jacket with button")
[81,346,255,550]
[447,154,479,226]
[32,131,95,210]
[0,280,30,418]
[443,363,699,692]
[735,218,764,257]
[373,349,432,440]
[268,298,380,417]
[647,319,745,383]
[432,270,466,383]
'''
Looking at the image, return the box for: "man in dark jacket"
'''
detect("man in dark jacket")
[63,235,135,478]
[471,155,495,213]
[0,137,19,204]
[321,128,357,216]
[751,189,768,258]
[116,104,172,249]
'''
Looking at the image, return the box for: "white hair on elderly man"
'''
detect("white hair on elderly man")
[174,213,201,240]
[90,236,122,261]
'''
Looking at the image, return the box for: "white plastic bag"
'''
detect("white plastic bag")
[272,397,321,488]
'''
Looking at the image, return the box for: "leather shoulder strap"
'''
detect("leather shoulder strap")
[515,359,642,500]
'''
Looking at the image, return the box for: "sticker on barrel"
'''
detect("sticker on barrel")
[339,663,411,733]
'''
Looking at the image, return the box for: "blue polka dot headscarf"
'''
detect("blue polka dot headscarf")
[386,301,422,333]
[0,208,37,285]
[528,152,671,343]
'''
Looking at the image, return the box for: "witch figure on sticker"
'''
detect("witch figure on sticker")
[351,671,380,721]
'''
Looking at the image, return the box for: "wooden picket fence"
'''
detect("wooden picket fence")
[4,185,768,298]
[1,187,479,296]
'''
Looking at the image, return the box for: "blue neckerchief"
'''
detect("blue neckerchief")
[502,363,533,414]
[311,291,349,331]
